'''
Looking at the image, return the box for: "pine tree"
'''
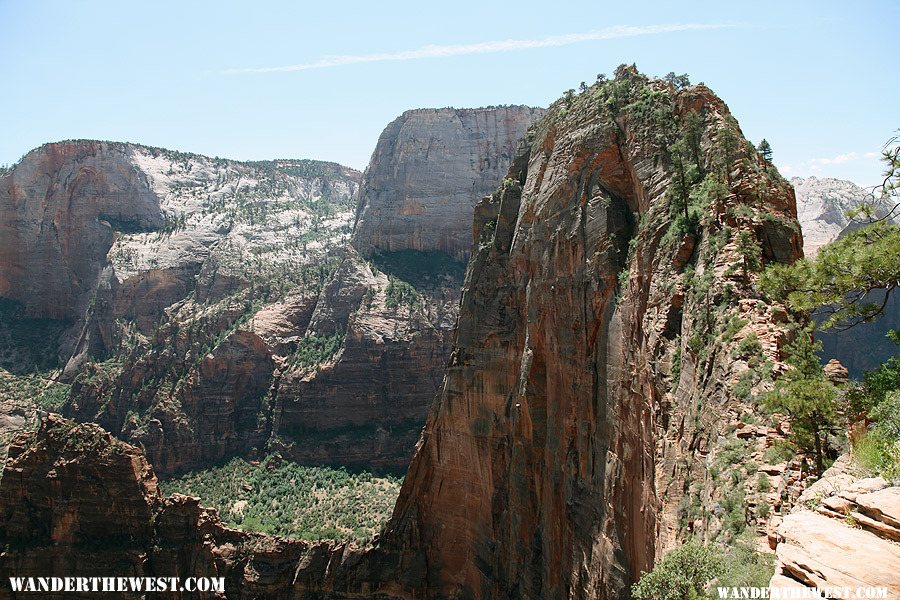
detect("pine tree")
[757,139,773,162]
[762,331,839,476]
[734,229,762,278]
[664,72,691,90]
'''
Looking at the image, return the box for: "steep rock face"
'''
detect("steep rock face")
[792,175,870,257]
[128,329,276,473]
[0,416,162,593]
[353,107,545,262]
[271,251,456,469]
[0,142,163,321]
[0,416,338,599]
[267,106,543,471]
[378,69,801,598]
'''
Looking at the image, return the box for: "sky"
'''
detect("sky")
[1,1,897,186]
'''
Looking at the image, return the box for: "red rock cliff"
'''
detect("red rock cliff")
[377,67,801,598]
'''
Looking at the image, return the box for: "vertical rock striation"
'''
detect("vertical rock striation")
[353,107,545,262]
[377,67,801,598]
[0,142,164,321]
[270,106,544,470]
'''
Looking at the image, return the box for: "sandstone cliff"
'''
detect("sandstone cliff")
[769,459,900,595]
[3,106,542,475]
[0,140,367,471]
[792,175,871,257]
[271,106,543,470]
[0,141,359,371]
[352,107,545,262]
[376,66,801,598]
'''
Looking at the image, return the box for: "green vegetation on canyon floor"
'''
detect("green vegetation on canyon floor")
[159,454,402,543]
[0,298,72,455]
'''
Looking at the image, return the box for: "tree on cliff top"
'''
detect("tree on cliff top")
[756,139,773,163]
[664,72,691,90]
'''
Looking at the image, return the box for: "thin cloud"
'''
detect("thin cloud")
[797,151,881,171]
[782,150,883,184]
[811,152,861,166]
[224,23,734,75]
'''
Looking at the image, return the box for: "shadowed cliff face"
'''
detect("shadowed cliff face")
[0,140,368,474]
[353,107,546,262]
[270,107,544,471]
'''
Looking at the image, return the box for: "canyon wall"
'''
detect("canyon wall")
[0,140,360,369]
[377,66,801,599]
[271,106,544,470]
[352,107,545,262]
[1,106,543,475]
[0,142,164,321]
[0,141,367,472]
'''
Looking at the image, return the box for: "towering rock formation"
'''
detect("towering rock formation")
[353,107,544,262]
[0,141,363,470]
[0,140,359,367]
[1,67,804,599]
[1,107,543,475]
[0,143,163,322]
[376,66,801,598]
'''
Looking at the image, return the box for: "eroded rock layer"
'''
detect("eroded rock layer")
[2,107,542,475]
[769,462,900,595]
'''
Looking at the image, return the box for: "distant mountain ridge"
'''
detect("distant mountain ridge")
[792,175,898,377]
[791,175,873,256]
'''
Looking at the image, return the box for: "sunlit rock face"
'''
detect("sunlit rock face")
[352,106,545,262]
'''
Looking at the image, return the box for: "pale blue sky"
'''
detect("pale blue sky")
[1,1,897,185]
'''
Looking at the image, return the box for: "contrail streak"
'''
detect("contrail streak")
[223,23,733,74]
